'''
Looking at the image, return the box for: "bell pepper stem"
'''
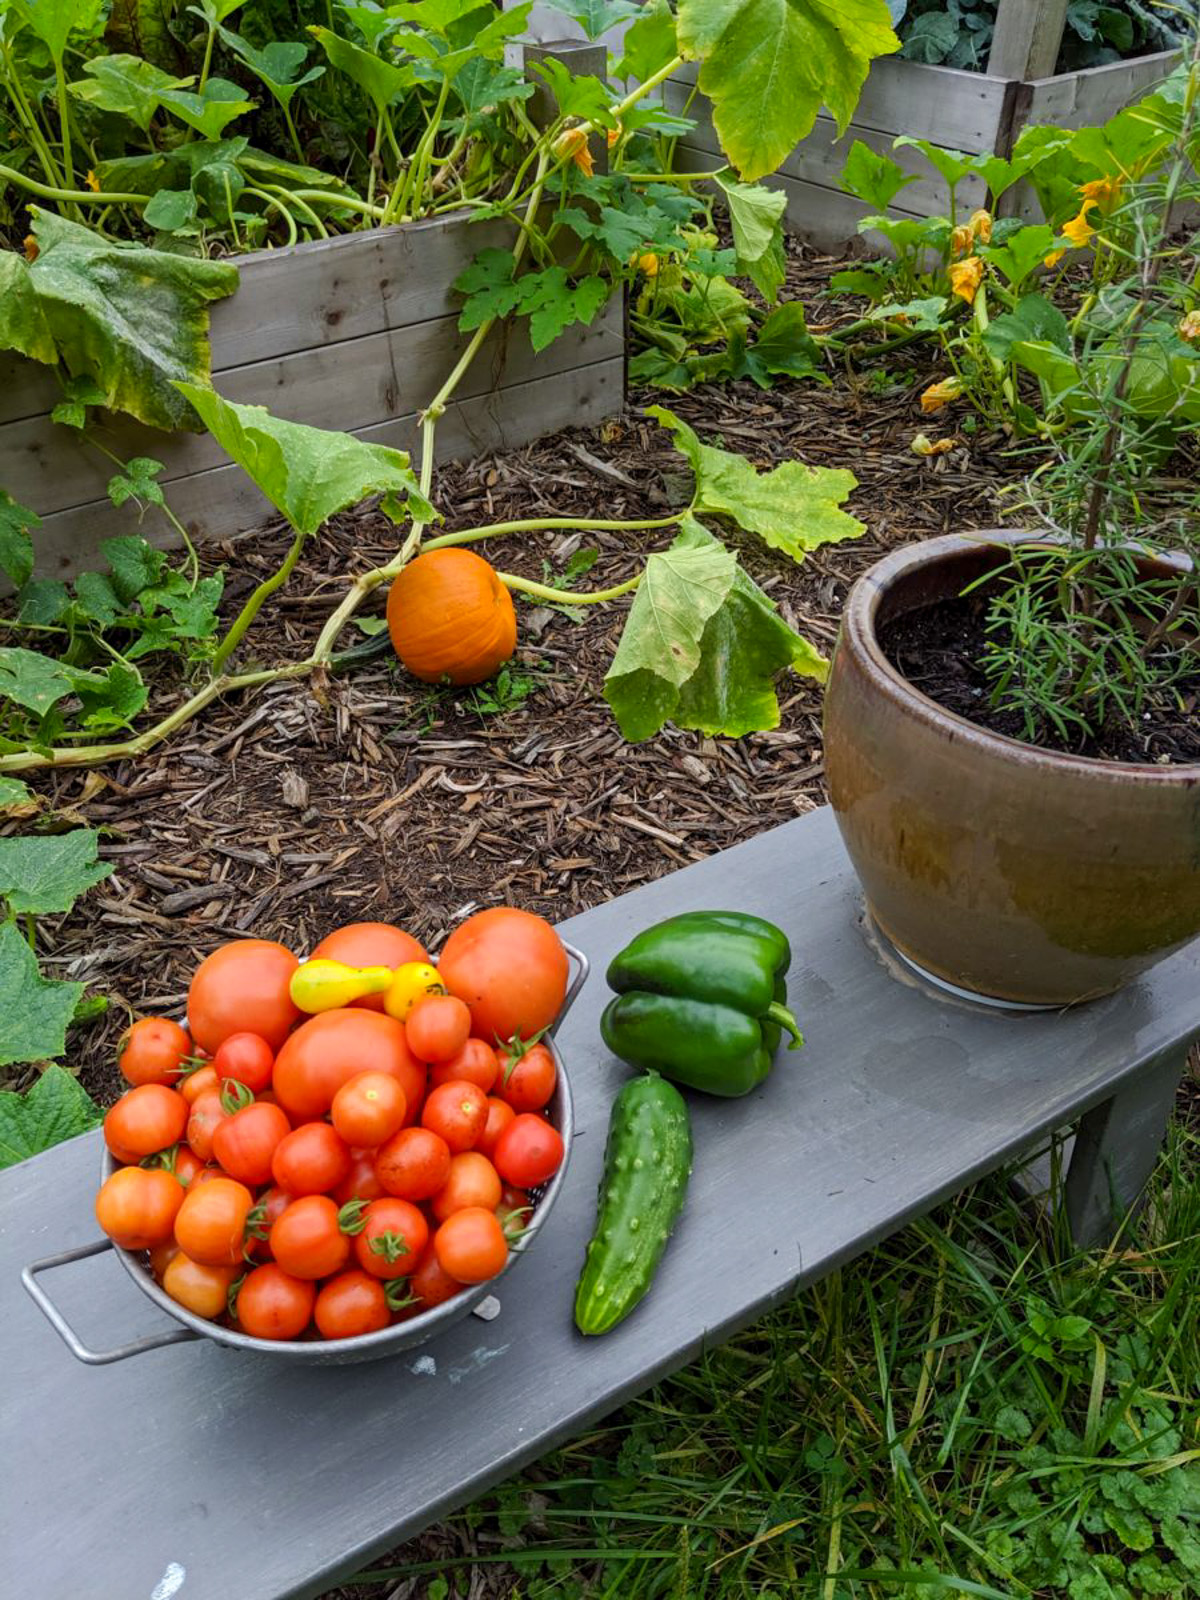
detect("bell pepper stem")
[766,1001,805,1051]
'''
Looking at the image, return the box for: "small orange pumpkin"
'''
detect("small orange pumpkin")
[387,548,517,686]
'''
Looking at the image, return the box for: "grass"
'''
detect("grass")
[352,1117,1200,1600]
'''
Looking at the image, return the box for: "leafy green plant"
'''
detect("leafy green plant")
[892,0,1190,73]
[0,1062,103,1165]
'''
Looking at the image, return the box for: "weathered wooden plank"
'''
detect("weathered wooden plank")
[28,357,624,578]
[1021,49,1180,127]
[3,300,622,520]
[989,0,1069,80]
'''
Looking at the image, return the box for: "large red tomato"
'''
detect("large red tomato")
[272,1009,424,1121]
[437,909,568,1045]
[310,922,429,1012]
[188,940,301,1054]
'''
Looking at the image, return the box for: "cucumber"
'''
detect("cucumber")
[573,1072,693,1337]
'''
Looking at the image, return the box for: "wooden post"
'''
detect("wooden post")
[523,40,609,175]
[988,0,1069,80]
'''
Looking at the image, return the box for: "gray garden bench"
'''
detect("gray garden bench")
[2,805,1195,1600]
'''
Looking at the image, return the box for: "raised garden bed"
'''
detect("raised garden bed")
[5,211,625,582]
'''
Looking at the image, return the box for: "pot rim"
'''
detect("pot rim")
[845,530,1200,782]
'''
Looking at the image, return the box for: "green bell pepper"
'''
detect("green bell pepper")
[599,910,804,1098]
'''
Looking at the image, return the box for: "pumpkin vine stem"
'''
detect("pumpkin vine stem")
[498,571,643,606]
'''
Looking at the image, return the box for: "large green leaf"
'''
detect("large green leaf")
[308,27,415,117]
[983,295,1071,366]
[70,54,191,132]
[0,830,113,916]
[537,0,642,40]
[711,168,786,303]
[650,405,864,561]
[604,519,826,742]
[0,491,39,591]
[14,0,104,64]
[4,211,238,432]
[176,385,435,534]
[0,1059,101,1152]
[676,0,900,182]
[157,77,256,139]
[613,0,679,82]
[0,648,108,718]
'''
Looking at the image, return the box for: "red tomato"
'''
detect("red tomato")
[477,1096,515,1159]
[246,1184,292,1260]
[353,1198,429,1280]
[331,1072,408,1149]
[408,1243,467,1311]
[104,1085,189,1162]
[180,1065,219,1106]
[269,1195,351,1279]
[148,1239,180,1279]
[272,1010,424,1121]
[431,1152,502,1222]
[211,1032,275,1094]
[497,1041,557,1113]
[310,922,430,1012]
[118,1017,191,1087]
[271,1122,352,1196]
[162,1253,237,1320]
[212,1102,291,1186]
[405,994,472,1064]
[493,1115,564,1188]
[174,1176,254,1267]
[434,1207,508,1284]
[438,908,567,1045]
[314,1270,391,1339]
[334,1150,387,1206]
[430,1038,498,1094]
[375,1127,451,1201]
[188,939,300,1054]
[185,1088,229,1163]
[234,1264,314,1340]
[421,1080,488,1154]
[95,1166,183,1250]
[497,1183,530,1227]
[173,1146,208,1188]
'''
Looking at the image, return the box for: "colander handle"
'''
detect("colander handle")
[22,1239,201,1366]
[551,941,589,1037]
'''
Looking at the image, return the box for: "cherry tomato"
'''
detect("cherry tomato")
[95,1166,183,1250]
[180,1065,219,1106]
[246,1184,292,1260]
[334,1150,387,1206]
[375,1127,451,1201]
[104,1084,189,1162]
[331,1072,408,1149]
[497,1041,557,1113]
[434,1206,508,1284]
[314,1270,390,1339]
[234,1264,314,1340]
[211,1032,275,1094]
[188,939,300,1054]
[212,1101,291,1186]
[310,922,430,1012]
[421,1080,488,1154]
[148,1239,180,1279]
[405,994,472,1063]
[353,1198,429,1280]
[271,1122,352,1196]
[497,1183,530,1227]
[173,1146,208,1188]
[272,1009,424,1121]
[118,1017,191,1087]
[430,1038,498,1095]
[493,1115,565,1188]
[269,1195,352,1279]
[408,1243,467,1311]
[431,1152,503,1223]
[174,1176,254,1267]
[477,1096,515,1159]
[162,1253,238,1320]
[438,908,567,1044]
[185,1088,229,1163]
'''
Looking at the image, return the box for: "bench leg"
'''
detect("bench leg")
[1064,1049,1183,1248]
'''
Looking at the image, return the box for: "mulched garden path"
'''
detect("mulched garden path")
[7,243,1196,1600]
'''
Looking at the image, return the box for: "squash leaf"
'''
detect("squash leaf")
[0,1059,102,1157]
[0,829,114,916]
[176,385,436,534]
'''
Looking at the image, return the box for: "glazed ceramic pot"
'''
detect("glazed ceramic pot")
[823,531,1200,1005]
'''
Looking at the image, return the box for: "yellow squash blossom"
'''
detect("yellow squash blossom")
[1044,248,1067,268]
[1079,174,1123,214]
[968,208,993,244]
[553,126,594,177]
[911,432,956,456]
[22,234,38,262]
[85,169,101,192]
[1180,310,1200,346]
[920,376,965,414]
[606,121,622,149]
[950,223,973,259]
[628,251,659,277]
[948,256,984,305]
[1061,204,1098,250]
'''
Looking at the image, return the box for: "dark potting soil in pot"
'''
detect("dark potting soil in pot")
[879,590,1200,766]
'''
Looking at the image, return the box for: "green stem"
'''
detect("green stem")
[244,186,299,246]
[290,187,387,219]
[766,1000,805,1050]
[211,525,308,674]
[264,185,330,238]
[498,571,642,605]
[1,55,66,188]
[0,164,145,208]
[24,912,36,951]
[199,27,216,94]
[423,512,678,553]
[281,99,305,165]
[54,58,74,190]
